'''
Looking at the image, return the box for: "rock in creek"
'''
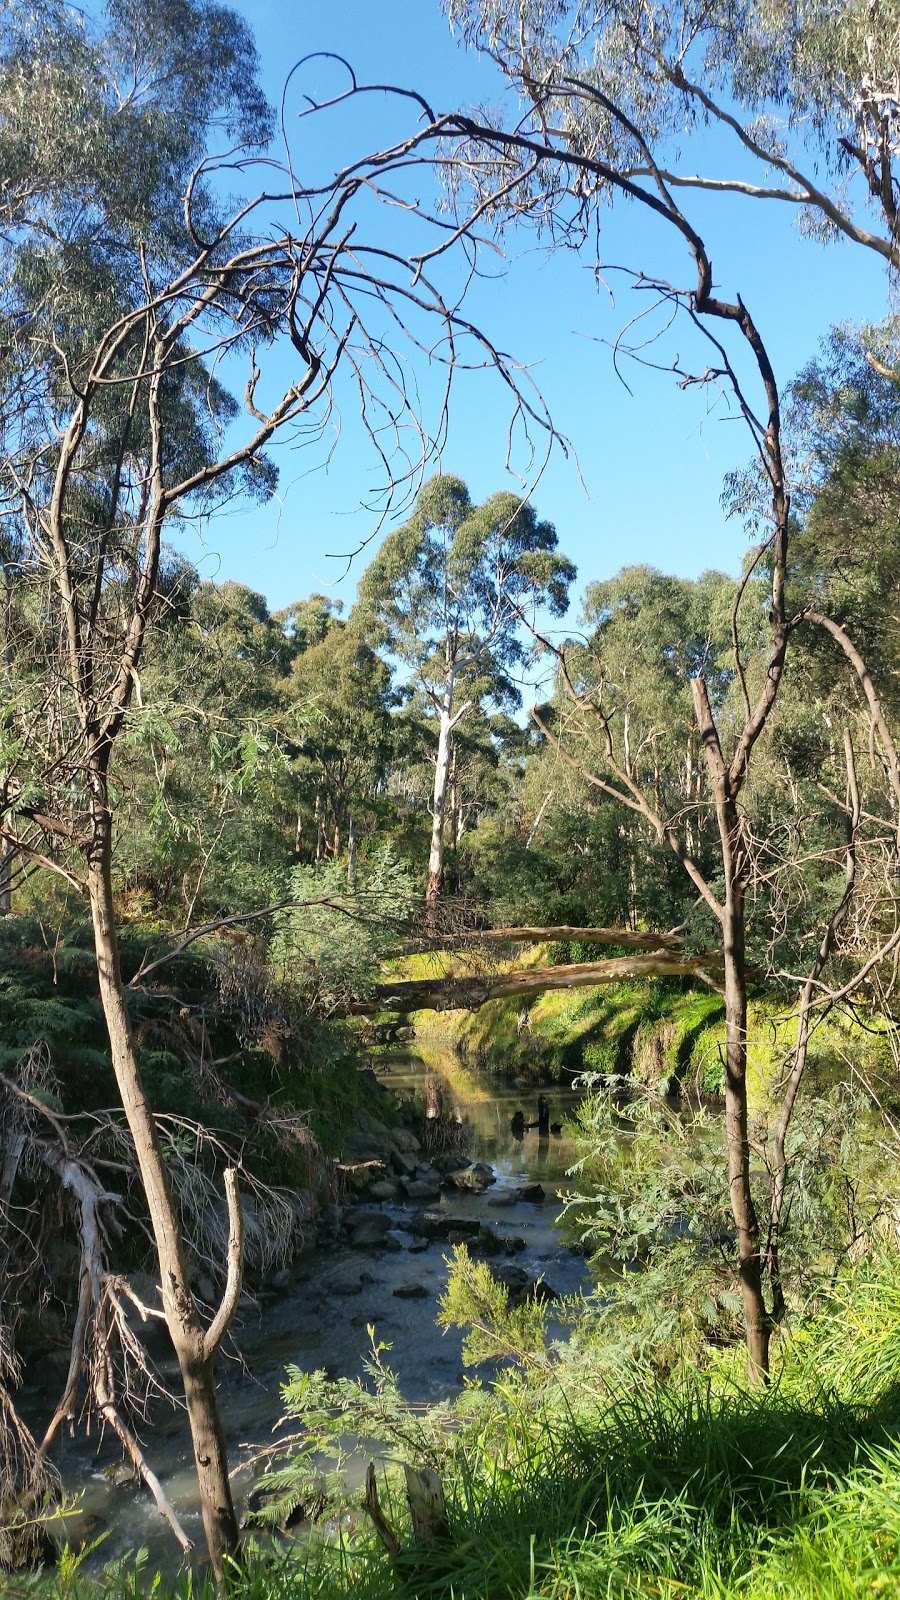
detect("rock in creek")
[340,1160,386,1193]
[393,1282,429,1299]
[489,1262,558,1306]
[516,1183,547,1204]
[428,1150,472,1174]
[474,1225,526,1256]
[347,1212,394,1249]
[446,1161,496,1193]
[320,1261,375,1297]
[409,1210,482,1241]
[369,1179,402,1202]
[401,1177,443,1202]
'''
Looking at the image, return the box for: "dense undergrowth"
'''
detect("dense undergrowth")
[13,1250,900,1600]
[0,912,375,1162]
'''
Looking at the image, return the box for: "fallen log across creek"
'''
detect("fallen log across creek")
[388,924,683,955]
[345,950,724,1015]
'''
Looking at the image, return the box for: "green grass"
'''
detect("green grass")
[24,1386,900,1600]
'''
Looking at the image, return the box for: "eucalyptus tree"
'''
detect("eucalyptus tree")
[285,613,397,866]
[0,4,546,1572]
[446,0,900,280]
[356,474,574,911]
[115,575,301,919]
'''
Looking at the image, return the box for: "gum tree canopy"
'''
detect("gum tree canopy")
[355,474,575,910]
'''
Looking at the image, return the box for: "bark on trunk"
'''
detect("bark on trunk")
[721,883,770,1378]
[86,809,240,1582]
[0,838,11,916]
[390,925,684,955]
[426,679,455,914]
[346,950,720,1015]
[692,676,770,1379]
[347,814,357,886]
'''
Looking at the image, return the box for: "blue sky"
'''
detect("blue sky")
[179,0,892,619]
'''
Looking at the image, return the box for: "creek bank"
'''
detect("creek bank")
[41,1049,588,1575]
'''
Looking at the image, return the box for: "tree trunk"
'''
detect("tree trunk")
[347,813,357,885]
[692,675,770,1378]
[721,873,770,1378]
[1,563,12,915]
[0,837,11,916]
[426,672,455,914]
[86,805,240,1582]
[390,925,684,955]
[346,949,720,1015]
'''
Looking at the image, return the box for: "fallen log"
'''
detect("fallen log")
[347,951,722,1015]
[389,925,682,955]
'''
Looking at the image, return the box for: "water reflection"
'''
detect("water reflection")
[377,1047,584,1189]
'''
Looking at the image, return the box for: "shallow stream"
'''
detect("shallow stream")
[37,1048,590,1573]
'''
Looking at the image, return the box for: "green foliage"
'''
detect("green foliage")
[50,1252,900,1600]
[437,1244,552,1367]
[564,1076,899,1363]
[270,849,416,1015]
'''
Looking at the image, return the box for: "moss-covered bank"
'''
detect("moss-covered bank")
[406,944,891,1109]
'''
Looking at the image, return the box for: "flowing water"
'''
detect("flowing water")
[34,1048,590,1574]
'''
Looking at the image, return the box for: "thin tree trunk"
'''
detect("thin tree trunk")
[426,673,455,914]
[721,876,770,1377]
[0,838,11,917]
[347,814,357,885]
[692,676,770,1378]
[86,802,241,1583]
[1,563,13,914]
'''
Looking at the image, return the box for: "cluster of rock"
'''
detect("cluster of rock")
[306,1109,557,1306]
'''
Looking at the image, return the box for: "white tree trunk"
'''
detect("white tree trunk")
[426,669,455,911]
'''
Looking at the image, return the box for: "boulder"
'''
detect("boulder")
[393,1282,429,1299]
[447,1162,496,1193]
[321,1261,374,1297]
[475,1225,525,1256]
[341,1161,386,1194]
[392,1129,421,1155]
[516,1183,547,1204]
[409,1210,481,1241]
[348,1212,394,1249]
[369,1179,402,1202]
[489,1263,530,1297]
[391,1151,418,1178]
[401,1178,443,1202]
[488,1262,558,1306]
[430,1151,471,1174]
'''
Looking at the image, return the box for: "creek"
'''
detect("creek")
[36,1047,590,1575]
